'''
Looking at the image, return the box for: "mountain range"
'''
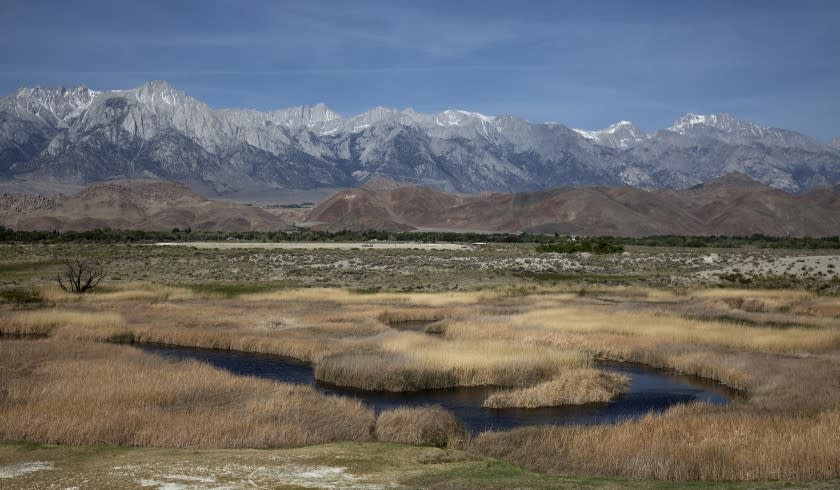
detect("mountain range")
[4,174,838,236]
[2,80,839,196]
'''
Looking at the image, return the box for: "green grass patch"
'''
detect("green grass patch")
[0,260,57,279]
[349,286,382,294]
[0,288,44,304]
[520,272,644,284]
[182,282,286,298]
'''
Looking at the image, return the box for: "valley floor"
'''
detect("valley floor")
[1,242,840,486]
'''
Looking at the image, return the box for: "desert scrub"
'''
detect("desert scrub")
[375,406,467,449]
[314,331,589,391]
[0,339,375,448]
[482,369,629,408]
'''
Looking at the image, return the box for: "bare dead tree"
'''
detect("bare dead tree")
[56,259,106,294]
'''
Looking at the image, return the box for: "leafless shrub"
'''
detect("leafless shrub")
[56,259,106,294]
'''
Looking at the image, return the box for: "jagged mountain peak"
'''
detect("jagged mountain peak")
[829,137,840,150]
[129,79,192,107]
[2,80,839,196]
[572,120,647,149]
[662,112,823,151]
[270,102,342,128]
[434,109,495,126]
[5,85,100,125]
[667,112,764,134]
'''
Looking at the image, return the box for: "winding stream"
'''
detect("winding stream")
[138,343,739,434]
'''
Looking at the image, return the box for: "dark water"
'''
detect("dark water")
[138,343,738,434]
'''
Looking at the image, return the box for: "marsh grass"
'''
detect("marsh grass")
[0,287,44,305]
[377,307,451,325]
[0,339,374,448]
[1,309,126,339]
[38,283,200,303]
[474,403,840,481]
[241,288,499,306]
[2,277,839,481]
[315,331,589,391]
[375,406,467,449]
[482,369,629,408]
[502,307,840,354]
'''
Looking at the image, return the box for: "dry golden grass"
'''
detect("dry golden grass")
[690,288,814,300]
[482,369,629,408]
[242,287,500,307]
[377,307,452,325]
[0,339,374,448]
[375,406,467,449]
[2,280,840,481]
[474,403,840,481]
[494,307,840,354]
[38,282,201,303]
[315,331,589,391]
[0,310,127,339]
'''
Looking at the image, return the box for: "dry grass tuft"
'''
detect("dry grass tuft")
[375,406,467,449]
[0,339,375,448]
[474,403,840,481]
[377,307,450,325]
[1,310,126,339]
[315,331,589,391]
[482,369,629,408]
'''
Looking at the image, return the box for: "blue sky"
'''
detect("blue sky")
[1,0,839,140]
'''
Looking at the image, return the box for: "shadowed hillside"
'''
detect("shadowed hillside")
[306,174,840,237]
[1,180,290,232]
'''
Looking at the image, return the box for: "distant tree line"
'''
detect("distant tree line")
[536,239,625,254]
[0,226,838,249]
[0,226,553,244]
[610,234,840,249]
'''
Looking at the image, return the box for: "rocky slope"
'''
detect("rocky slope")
[306,174,840,237]
[2,81,839,195]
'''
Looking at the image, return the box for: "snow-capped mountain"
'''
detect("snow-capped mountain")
[2,86,99,127]
[571,121,648,149]
[1,81,839,195]
[662,112,823,150]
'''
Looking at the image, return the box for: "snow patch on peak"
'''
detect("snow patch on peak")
[10,85,100,124]
[571,128,597,140]
[667,112,774,138]
[435,109,495,127]
[669,113,714,133]
[572,120,647,148]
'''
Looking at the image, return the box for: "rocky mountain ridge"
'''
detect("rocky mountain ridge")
[2,81,839,196]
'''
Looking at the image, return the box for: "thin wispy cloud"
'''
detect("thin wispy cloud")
[0,0,838,139]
